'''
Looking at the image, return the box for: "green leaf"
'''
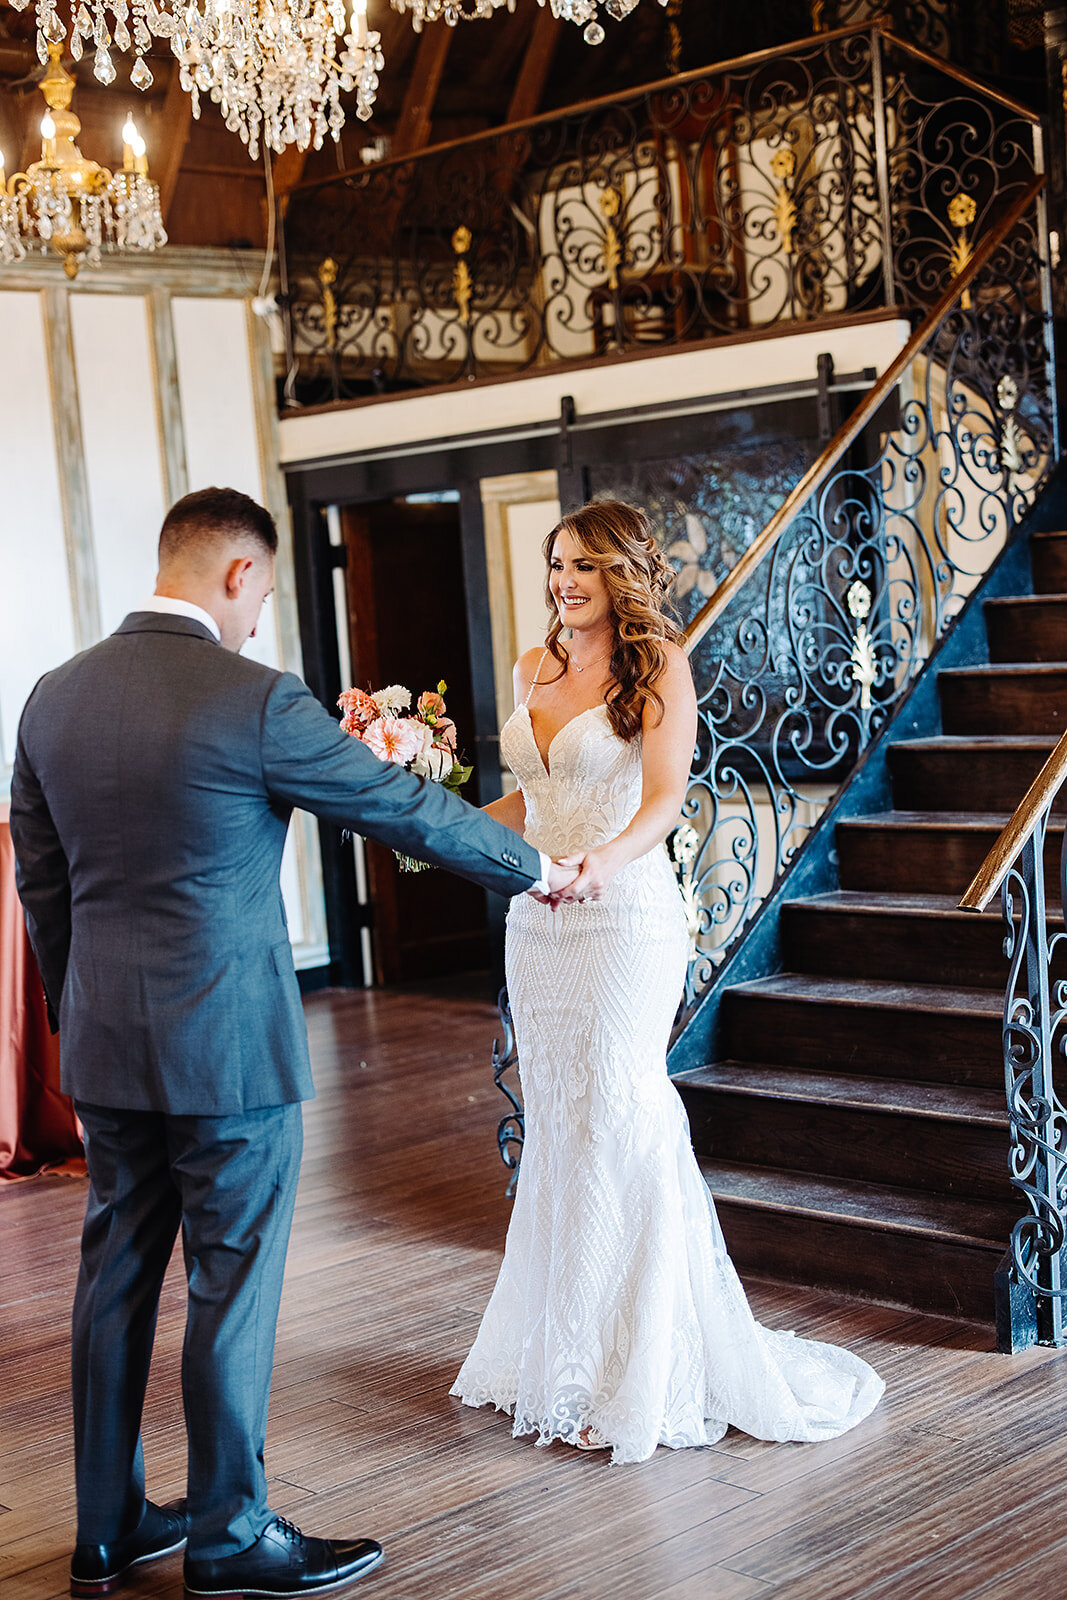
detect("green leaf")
[443,762,473,793]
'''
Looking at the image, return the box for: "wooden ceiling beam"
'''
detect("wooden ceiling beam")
[269,141,310,220]
[0,87,26,173]
[154,63,193,223]
[506,7,563,123]
[17,90,41,174]
[391,21,453,157]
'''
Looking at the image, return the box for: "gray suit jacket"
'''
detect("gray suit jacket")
[10,612,539,1115]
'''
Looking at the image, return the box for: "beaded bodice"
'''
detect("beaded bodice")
[499,703,643,860]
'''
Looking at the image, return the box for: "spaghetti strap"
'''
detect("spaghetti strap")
[523,651,549,707]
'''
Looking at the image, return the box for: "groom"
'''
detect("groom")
[10,487,573,1598]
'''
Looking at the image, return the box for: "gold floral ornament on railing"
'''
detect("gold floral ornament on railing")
[846,579,877,711]
[665,0,683,74]
[317,256,339,351]
[452,225,473,325]
[770,147,797,257]
[670,824,703,961]
[948,191,978,309]
[599,186,623,291]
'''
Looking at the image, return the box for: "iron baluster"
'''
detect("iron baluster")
[492,987,524,1196]
[1000,829,1067,1344]
[870,24,897,310]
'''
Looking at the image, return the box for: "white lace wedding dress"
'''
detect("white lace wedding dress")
[451,689,884,1464]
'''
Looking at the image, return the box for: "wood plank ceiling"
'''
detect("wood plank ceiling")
[0,0,744,252]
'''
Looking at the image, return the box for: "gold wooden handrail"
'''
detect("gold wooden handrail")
[681,176,1045,657]
[959,728,1067,913]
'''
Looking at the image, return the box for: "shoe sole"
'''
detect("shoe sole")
[71,1534,189,1596]
[183,1547,385,1598]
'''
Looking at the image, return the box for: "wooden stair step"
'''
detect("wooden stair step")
[700,1159,1014,1319]
[701,1158,1013,1244]
[835,811,1064,897]
[1031,529,1067,595]
[939,663,1067,736]
[676,1061,1006,1122]
[984,594,1067,664]
[781,888,1061,988]
[677,1061,1009,1198]
[887,735,1059,814]
[722,970,1004,1086]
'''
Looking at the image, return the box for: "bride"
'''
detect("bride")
[451,499,884,1462]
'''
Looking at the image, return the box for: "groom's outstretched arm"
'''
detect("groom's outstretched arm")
[261,673,541,899]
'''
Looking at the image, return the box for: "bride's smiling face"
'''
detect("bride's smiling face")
[549,528,612,633]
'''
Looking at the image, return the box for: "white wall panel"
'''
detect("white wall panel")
[71,294,167,634]
[0,291,76,767]
[172,295,320,959]
[171,297,281,672]
[507,498,560,656]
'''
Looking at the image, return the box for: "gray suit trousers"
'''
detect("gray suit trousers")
[73,1102,302,1558]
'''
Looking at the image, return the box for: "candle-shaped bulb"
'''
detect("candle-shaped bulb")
[41,113,56,141]
[122,114,148,175]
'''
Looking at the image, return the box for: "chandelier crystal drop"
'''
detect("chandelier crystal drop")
[0,44,165,278]
[10,0,385,159]
[390,0,660,40]
[389,0,515,28]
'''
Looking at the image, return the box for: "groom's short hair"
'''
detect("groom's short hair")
[159,487,278,566]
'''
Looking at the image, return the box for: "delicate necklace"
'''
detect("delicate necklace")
[568,649,609,675]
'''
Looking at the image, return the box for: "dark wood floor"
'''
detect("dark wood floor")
[4,986,1067,1600]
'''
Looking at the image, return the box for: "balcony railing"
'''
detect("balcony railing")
[278,23,1040,408]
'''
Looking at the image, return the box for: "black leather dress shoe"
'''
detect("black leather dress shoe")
[183,1516,383,1597]
[70,1498,189,1596]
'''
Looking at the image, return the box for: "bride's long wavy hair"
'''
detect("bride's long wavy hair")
[543,500,682,743]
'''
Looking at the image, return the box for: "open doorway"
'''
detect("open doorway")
[339,494,489,985]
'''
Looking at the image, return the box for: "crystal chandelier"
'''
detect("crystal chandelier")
[9,0,385,159]
[392,0,665,47]
[174,0,385,157]
[6,0,665,169]
[0,44,165,278]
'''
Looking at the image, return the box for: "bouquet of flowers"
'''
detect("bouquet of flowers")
[337,680,473,871]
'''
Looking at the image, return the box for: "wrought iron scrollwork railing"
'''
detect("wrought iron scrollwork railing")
[961,731,1067,1348]
[280,22,1039,406]
[673,178,1055,1001]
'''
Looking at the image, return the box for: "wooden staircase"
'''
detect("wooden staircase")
[674,527,1067,1322]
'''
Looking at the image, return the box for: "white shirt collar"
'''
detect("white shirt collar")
[135,595,221,642]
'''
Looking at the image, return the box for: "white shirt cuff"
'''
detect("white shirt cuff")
[528,851,553,895]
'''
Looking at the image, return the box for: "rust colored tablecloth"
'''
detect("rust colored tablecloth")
[0,803,84,1180]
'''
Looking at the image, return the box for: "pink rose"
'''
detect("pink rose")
[338,687,379,734]
[363,715,423,767]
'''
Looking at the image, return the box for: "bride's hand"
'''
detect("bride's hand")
[555,845,620,904]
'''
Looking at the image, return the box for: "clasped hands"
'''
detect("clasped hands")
[530,847,615,910]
